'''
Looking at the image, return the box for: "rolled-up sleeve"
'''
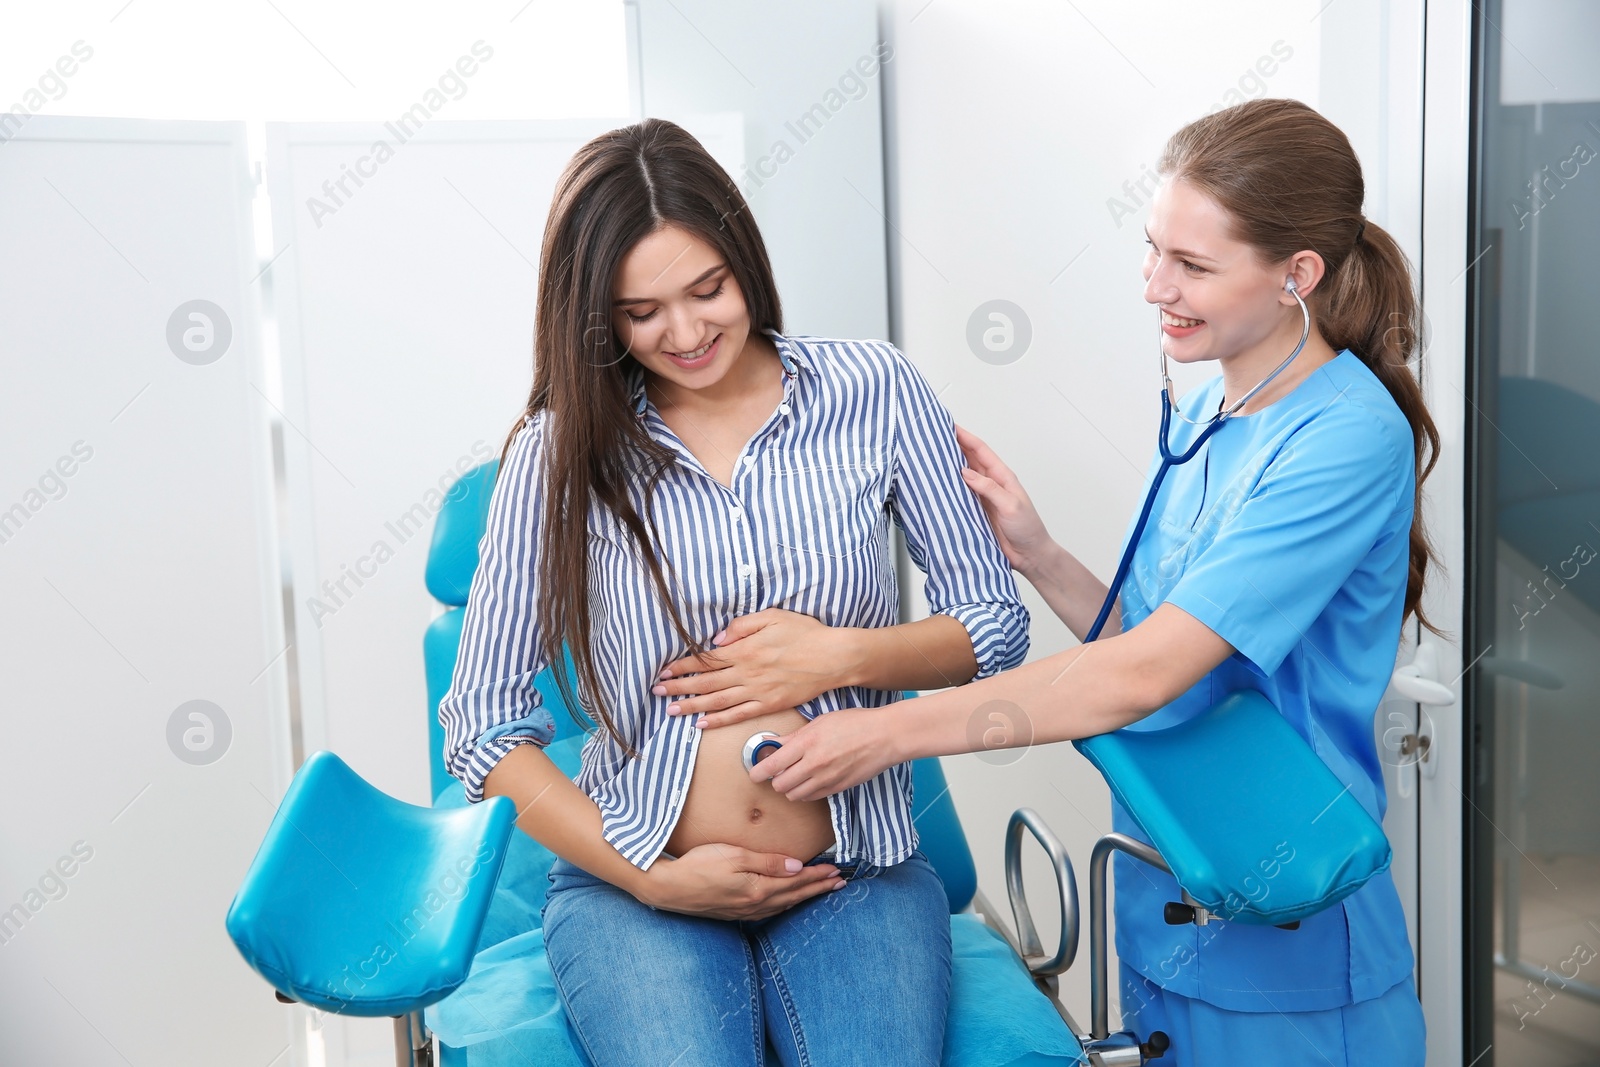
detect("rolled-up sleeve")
[439,412,558,802]
[886,346,1030,678]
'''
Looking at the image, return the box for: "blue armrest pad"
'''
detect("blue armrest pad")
[1072,690,1391,926]
[226,751,517,1016]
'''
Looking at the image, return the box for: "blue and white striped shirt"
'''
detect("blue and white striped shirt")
[440,332,1029,868]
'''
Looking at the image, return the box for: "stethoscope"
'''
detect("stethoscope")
[741,279,1311,769]
[1081,276,1311,642]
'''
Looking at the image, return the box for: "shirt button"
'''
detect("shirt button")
[743,455,756,467]
[778,403,791,415]
[730,507,743,522]
[738,563,754,578]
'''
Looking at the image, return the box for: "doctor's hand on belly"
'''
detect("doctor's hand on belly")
[643,706,844,920]
[659,707,841,914]
[746,706,895,804]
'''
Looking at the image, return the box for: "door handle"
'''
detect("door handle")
[1388,641,1454,783]
[1390,641,1456,706]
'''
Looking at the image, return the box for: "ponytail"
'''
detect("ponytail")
[1159,98,1442,632]
[1319,220,1442,635]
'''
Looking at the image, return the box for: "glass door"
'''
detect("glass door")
[1466,2,1600,1061]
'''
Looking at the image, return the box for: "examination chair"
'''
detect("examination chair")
[227,462,1393,1067]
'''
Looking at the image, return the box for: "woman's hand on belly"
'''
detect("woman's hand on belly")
[653,610,851,729]
[664,708,838,862]
[640,844,845,921]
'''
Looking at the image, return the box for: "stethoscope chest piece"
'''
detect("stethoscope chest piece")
[742,731,783,773]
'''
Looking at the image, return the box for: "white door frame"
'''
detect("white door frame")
[1417,2,1475,1063]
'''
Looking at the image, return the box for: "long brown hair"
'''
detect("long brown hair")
[1158,98,1442,633]
[503,118,784,752]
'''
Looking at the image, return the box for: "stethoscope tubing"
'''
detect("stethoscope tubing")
[1083,394,1227,642]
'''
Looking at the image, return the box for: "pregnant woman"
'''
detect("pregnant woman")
[438,118,1028,1066]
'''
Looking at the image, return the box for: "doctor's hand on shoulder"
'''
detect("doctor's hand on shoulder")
[955,425,1057,575]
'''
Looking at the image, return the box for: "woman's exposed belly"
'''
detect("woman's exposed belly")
[663,708,837,861]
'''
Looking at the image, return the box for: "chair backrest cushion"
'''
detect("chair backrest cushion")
[425,461,500,607]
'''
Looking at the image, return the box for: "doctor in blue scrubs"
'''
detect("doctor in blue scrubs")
[724,99,1436,1064]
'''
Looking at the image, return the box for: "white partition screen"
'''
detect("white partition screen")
[0,116,292,1066]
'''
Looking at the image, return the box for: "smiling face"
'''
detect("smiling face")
[1141,178,1300,367]
[610,223,759,395]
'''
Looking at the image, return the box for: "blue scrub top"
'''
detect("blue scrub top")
[1111,349,1417,1013]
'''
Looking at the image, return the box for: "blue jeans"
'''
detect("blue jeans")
[541,849,952,1067]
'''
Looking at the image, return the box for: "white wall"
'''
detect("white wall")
[627,0,893,342]
[0,4,628,126]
